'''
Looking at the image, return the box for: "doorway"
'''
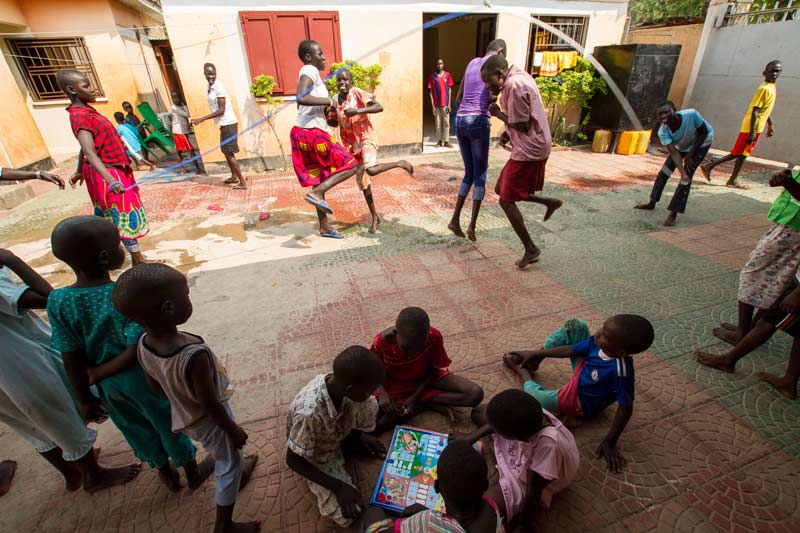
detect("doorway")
[421,13,496,152]
[152,41,186,103]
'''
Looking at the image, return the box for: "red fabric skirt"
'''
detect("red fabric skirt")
[290,126,357,187]
[173,133,193,151]
[498,158,547,202]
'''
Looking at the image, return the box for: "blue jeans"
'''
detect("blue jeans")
[649,144,710,214]
[456,115,490,201]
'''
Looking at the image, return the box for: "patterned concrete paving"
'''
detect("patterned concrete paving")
[1,148,798,532]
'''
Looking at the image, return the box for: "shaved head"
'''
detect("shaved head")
[51,216,123,271]
[56,69,87,92]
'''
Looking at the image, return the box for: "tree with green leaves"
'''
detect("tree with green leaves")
[628,0,707,26]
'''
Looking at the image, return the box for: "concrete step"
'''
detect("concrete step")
[0,183,34,210]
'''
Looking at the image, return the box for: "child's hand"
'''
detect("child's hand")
[358,433,387,458]
[226,424,249,449]
[344,108,359,117]
[86,367,98,386]
[399,398,417,417]
[81,400,107,423]
[70,172,84,189]
[377,389,398,416]
[401,503,427,517]
[334,481,362,519]
[38,172,66,189]
[596,440,626,473]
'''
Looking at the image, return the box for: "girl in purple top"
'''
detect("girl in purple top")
[449,39,506,242]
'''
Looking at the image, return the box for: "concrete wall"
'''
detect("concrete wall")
[688,20,799,163]
[162,0,628,164]
[0,0,169,163]
[626,23,703,108]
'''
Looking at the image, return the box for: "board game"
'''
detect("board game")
[370,425,449,514]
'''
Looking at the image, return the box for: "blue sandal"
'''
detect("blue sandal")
[305,194,333,214]
[320,229,344,239]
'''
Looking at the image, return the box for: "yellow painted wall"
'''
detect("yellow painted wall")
[0,0,25,26]
[626,23,703,108]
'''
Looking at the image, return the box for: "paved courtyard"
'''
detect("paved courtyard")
[1,147,798,532]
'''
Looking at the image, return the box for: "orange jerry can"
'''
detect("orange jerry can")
[635,130,651,154]
[591,129,611,153]
[615,131,640,155]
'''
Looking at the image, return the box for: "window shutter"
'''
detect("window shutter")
[308,12,342,65]
[240,12,283,92]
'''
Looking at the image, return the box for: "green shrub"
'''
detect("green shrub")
[250,74,278,104]
[324,61,383,95]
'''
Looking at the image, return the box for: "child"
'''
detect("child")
[334,69,413,233]
[286,346,387,527]
[170,91,204,175]
[370,306,483,433]
[122,100,146,139]
[56,69,157,265]
[113,264,260,533]
[504,315,655,473]
[291,40,361,238]
[0,248,140,493]
[701,60,782,189]
[456,390,580,532]
[46,216,211,494]
[428,58,454,148]
[192,64,246,189]
[113,111,156,171]
[482,54,562,268]
[363,441,504,532]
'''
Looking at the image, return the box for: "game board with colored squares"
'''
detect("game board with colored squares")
[370,426,449,514]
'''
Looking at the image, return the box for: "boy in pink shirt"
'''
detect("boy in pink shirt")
[454,389,579,531]
[481,54,562,268]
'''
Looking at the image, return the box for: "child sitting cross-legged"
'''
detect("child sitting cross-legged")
[362,441,505,532]
[503,315,654,473]
[47,216,211,494]
[286,346,387,528]
[454,389,580,532]
[112,264,260,533]
[370,307,484,434]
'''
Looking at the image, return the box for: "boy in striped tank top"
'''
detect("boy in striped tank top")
[113,264,261,533]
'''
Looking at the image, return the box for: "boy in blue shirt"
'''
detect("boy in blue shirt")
[503,314,654,473]
[635,101,713,226]
[113,111,155,171]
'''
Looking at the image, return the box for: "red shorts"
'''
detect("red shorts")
[173,133,193,151]
[290,126,358,188]
[730,131,761,156]
[498,158,547,202]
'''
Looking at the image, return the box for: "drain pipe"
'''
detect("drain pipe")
[134,26,164,111]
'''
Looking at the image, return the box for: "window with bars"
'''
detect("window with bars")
[7,38,104,102]
[527,15,588,72]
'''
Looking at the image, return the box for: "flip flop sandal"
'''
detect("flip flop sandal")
[305,194,334,214]
[223,176,238,184]
[320,229,344,239]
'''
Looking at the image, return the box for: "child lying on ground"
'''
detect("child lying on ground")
[113,264,260,533]
[504,315,654,472]
[370,307,483,434]
[363,441,505,532]
[695,267,800,399]
[285,346,387,527]
[454,389,580,532]
[47,216,210,493]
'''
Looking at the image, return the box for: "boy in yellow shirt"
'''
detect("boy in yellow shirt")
[701,60,781,189]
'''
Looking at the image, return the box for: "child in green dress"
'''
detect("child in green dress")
[47,215,214,491]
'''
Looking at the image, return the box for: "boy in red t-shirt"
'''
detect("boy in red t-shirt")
[334,70,413,233]
[369,307,483,433]
[427,59,454,147]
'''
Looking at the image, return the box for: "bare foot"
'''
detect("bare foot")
[239,455,258,492]
[516,248,541,269]
[187,456,215,490]
[543,199,562,222]
[726,182,750,190]
[0,460,16,497]
[694,350,736,373]
[158,462,182,493]
[700,163,712,182]
[218,521,261,533]
[448,222,466,238]
[223,176,238,185]
[369,214,382,234]
[757,372,798,399]
[503,352,544,373]
[634,201,656,210]
[83,463,141,493]
[398,161,414,175]
[663,212,677,227]
[466,228,476,242]
[712,325,741,346]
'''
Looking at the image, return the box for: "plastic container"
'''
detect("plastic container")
[615,130,640,155]
[591,129,612,153]
[635,130,651,154]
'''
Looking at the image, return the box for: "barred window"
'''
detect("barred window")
[527,16,588,74]
[7,37,104,102]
